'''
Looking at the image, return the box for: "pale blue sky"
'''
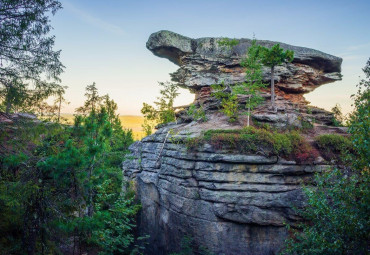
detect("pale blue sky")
[51,0,370,115]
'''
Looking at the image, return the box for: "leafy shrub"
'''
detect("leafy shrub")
[300,119,314,130]
[282,168,369,255]
[331,104,345,126]
[282,58,370,255]
[315,134,352,163]
[187,104,207,122]
[211,83,239,122]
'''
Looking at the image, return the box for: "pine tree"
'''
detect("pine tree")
[260,44,294,112]
[0,0,64,114]
[234,39,265,126]
[141,81,179,135]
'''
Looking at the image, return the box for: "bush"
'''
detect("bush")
[282,58,370,255]
[282,168,369,255]
[187,104,207,122]
[211,83,239,122]
[315,134,352,163]
[187,127,317,163]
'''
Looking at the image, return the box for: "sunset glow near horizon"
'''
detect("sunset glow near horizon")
[51,0,370,116]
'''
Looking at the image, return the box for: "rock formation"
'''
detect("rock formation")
[147,30,342,94]
[123,31,344,254]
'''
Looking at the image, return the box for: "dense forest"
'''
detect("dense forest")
[0,0,369,254]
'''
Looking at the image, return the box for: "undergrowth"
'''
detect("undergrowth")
[184,127,321,164]
[314,134,352,164]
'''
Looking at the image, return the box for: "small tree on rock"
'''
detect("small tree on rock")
[216,37,266,125]
[235,39,265,126]
[141,81,179,135]
[260,44,294,112]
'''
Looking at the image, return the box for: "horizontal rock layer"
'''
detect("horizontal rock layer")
[123,127,329,255]
[147,30,342,93]
[123,31,344,254]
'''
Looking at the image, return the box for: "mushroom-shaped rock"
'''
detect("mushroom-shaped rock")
[146,30,342,93]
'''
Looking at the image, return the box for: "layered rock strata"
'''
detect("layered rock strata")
[123,31,344,254]
[123,125,331,255]
[147,30,342,94]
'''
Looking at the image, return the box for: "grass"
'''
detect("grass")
[185,127,320,164]
[61,113,145,140]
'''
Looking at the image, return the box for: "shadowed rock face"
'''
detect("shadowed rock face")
[123,31,344,254]
[123,125,331,255]
[147,30,342,93]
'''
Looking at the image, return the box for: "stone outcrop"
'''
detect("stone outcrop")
[123,125,332,254]
[147,30,342,93]
[123,31,344,254]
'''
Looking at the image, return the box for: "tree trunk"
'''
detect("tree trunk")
[247,96,250,127]
[270,66,276,112]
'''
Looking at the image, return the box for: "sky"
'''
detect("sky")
[50,0,370,115]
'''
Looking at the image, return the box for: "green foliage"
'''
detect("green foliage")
[236,39,266,126]
[76,82,103,115]
[141,81,179,135]
[260,44,294,68]
[217,38,239,50]
[187,104,207,122]
[282,58,370,255]
[213,39,266,124]
[331,104,345,126]
[300,118,314,130]
[315,134,352,163]
[0,86,138,254]
[220,94,239,122]
[0,0,65,114]
[186,127,318,163]
[142,119,155,136]
[260,44,294,111]
[347,58,370,171]
[90,181,143,255]
[282,168,369,255]
[211,83,239,122]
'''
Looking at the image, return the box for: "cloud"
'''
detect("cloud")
[63,1,124,36]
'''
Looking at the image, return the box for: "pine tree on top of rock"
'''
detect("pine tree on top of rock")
[260,44,294,112]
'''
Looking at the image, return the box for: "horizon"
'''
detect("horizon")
[51,0,370,116]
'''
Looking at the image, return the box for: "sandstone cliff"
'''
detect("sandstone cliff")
[123,31,344,255]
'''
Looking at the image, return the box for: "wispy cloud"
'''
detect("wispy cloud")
[63,1,124,36]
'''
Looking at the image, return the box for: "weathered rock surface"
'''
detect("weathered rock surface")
[147,30,342,93]
[123,126,329,254]
[123,31,344,254]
